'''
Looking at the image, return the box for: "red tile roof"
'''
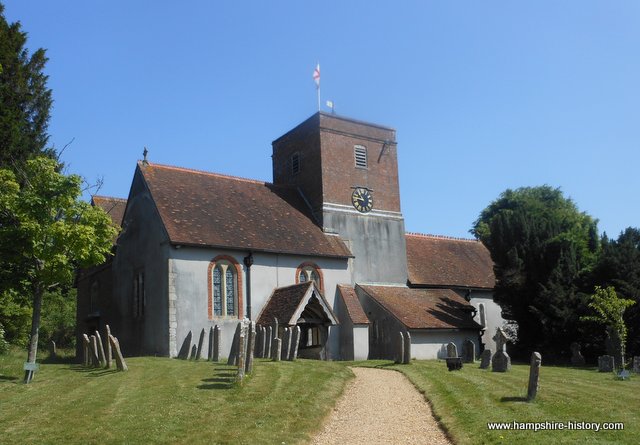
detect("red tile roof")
[138,162,351,258]
[358,285,482,330]
[92,196,127,226]
[337,285,370,325]
[406,233,495,289]
[256,282,338,326]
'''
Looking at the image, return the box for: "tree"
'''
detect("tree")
[581,286,635,369]
[0,2,54,169]
[0,157,117,383]
[589,228,640,357]
[472,186,599,358]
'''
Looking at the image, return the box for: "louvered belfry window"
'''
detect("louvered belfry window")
[354,145,367,168]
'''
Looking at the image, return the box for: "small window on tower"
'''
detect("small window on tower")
[291,152,300,175]
[354,145,367,168]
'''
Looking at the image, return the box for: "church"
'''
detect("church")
[76,112,504,361]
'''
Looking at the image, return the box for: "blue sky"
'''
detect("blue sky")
[4,1,639,239]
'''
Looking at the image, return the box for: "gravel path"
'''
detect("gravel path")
[311,367,452,445]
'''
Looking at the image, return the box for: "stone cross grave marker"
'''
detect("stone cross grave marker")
[527,352,542,401]
[491,328,511,372]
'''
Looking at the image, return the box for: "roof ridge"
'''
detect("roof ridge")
[139,161,272,186]
[93,195,127,202]
[275,281,312,291]
[406,232,480,243]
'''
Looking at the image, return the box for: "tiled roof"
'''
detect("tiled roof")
[256,282,338,326]
[337,285,370,325]
[358,285,482,330]
[406,233,495,289]
[92,196,127,226]
[138,162,351,258]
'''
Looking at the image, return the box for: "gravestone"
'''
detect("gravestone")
[49,340,56,358]
[281,327,291,361]
[396,332,405,364]
[479,349,492,369]
[491,328,511,372]
[273,338,282,362]
[446,357,462,371]
[462,339,475,363]
[237,330,246,382]
[598,355,614,372]
[82,334,91,366]
[272,318,279,342]
[190,344,197,359]
[105,325,113,369]
[213,325,220,362]
[255,326,262,358]
[570,342,586,366]
[109,334,128,371]
[245,322,256,374]
[403,331,411,364]
[527,352,542,401]
[227,323,242,366]
[290,326,301,361]
[177,331,192,360]
[208,327,214,360]
[446,342,458,358]
[90,335,100,367]
[633,356,640,374]
[196,328,205,360]
[95,330,107,367]
[265,326,272,359]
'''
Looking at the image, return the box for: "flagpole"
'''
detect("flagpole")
[317,84,320,112]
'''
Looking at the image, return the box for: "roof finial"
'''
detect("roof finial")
[142,147,149,165]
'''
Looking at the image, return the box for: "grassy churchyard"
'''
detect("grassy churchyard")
[1,350,639,444]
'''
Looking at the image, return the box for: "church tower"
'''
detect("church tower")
[272,112,407,284]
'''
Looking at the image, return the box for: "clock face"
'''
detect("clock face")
[351,187,373,213]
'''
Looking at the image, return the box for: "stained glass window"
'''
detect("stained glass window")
[298,270,307,283]
[213,267,222,316]
[225,267,235,316]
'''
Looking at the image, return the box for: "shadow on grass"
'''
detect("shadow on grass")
[41,355,77,365]
[68,365,119,377]
[197,368,236,390]
[500,396,529,403]
[0,375,19,382]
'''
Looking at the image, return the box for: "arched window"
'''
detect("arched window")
[208,256,243,319]
[295,262,323,291]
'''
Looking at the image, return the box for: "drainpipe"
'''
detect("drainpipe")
[243,252,254,320]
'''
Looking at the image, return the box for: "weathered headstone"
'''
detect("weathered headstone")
[237,330,246,382]
[403,331,411,364]
[89,335,100,367]
[265,326,272,359]
[272,318,279,341]
[261,326,268,358]
[570,342,586,366]
[479,349,492,369]
[196,328,205,360]
[396,332,405,364]
[281,327,291,361]
[527,352,542,401]
[633,356,640,374]
[208,327,214,360]
[177,331,192,360]
[213,325,220,362]
[446,357,462,371]
[227,323,242,366]
[462,339,475,363]
[105,325,113,369]
[109,334,128,371]
[245,322,256,374]
[491,328,511,372]
[273,338,282,362]
[95,330,107,367]
[82,334,91,366]
[290,326,301,361]
[254,326,262,358]
[49,340,56,358]
[447,342,458,358]
[598,355,615,372]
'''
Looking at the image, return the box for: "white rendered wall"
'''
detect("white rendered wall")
[410,330,479,360]
[168,246,350,359]
[469,291,505,353]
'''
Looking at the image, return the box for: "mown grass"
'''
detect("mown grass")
[0,349,352,444]
[360,359,640,445]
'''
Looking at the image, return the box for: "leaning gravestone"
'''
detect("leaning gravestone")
[447,342,458,358]
[479,349,492,369]
[403,331,411,364]
[89,335,100,367]
[281,327,291,361]
[290,326,301,361]
[49,340,56,358]
[265,326,272,359]
[227,323,243,366]
[177,331,192,360]
[245,322,256,374]
[95,330,107,367]
[105,325,113,369]
[196,328,205,360]
[633,357,640,374]
[82,334,91,366]
[396,332,405,364]
[491,328,511,372]
[108,334,128,371]
[570,342,586,366]
[527,352,542,401]
[213,325,220,362]
[598,355,615,372]
[208,327,214,360]
[462,340,475,363]
[273,338,282,362]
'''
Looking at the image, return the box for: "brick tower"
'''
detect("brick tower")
[272,112,407,284]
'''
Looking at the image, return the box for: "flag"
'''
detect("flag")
[313,63,320,88]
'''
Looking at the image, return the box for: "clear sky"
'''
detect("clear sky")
[4,1,639,239]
